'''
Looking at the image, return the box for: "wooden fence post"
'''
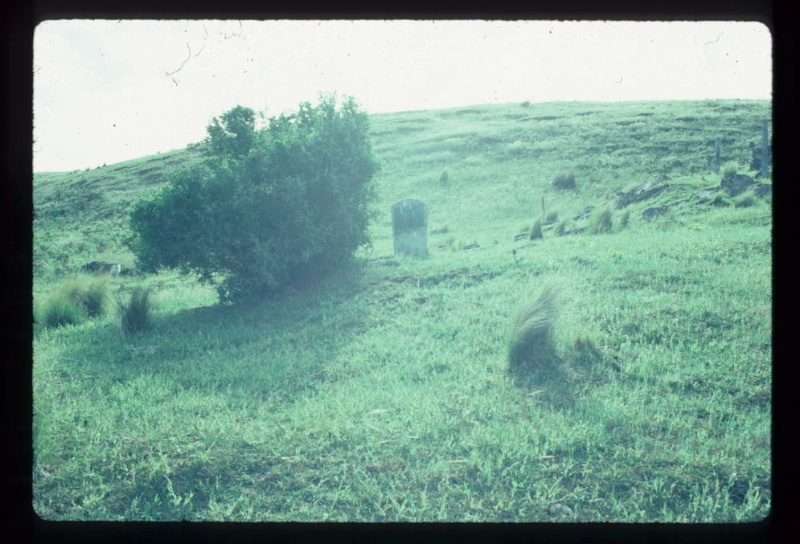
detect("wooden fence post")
[714,137,721,173]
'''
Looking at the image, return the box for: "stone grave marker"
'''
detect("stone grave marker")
[391,198,428,256]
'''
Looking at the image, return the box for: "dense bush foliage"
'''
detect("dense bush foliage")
[126,96,379,302]
[205,105,257,159]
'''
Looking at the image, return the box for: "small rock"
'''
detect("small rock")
[720,173,755,197]
[118,267,140,277]
[693,188,719,202]
[548,503,574,517]
[131,345,159,355]
[642,207,669,221]
[370,257,399,266]
[613,181,670,209]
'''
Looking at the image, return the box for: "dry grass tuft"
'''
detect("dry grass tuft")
[529,219,543,240]
[116,286,153,335]
[508,284,561,374]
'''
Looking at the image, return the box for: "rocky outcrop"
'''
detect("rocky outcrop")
[720,174,757,197]
[642,207,669,221]
[720,173,772,199]
[613,180,670,209]
[81,261,121,276]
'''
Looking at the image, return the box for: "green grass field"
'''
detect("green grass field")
[32,99,771,522]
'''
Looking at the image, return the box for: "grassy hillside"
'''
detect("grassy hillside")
[32,99,771,522]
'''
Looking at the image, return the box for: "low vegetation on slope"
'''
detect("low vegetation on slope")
[33,99,771,522]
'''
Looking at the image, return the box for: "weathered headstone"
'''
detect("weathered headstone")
[391,198,428,256]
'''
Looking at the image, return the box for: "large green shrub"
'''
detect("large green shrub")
[205,105,257,159]
[126,96,379,302]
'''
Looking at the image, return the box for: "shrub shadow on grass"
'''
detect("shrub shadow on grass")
[508,356,576,410]
[50,277,369,408]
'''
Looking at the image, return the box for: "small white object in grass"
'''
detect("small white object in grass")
[548,503,574,517]
[131,345,159,355]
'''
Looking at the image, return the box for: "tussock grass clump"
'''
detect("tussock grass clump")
[589,206,614,234]
[619,210,630,229]
[734,192,757,208]
[508,284,561,374]
[117,287,153,335]
[439,170,449,185]
[81,278,110,318]
[554,219,569,236]
[39,276,110,328]
[552,172,576,191]
[545,210,559,224]
[711,192,732,207]
[529,219,543,240]
[721,161,739,178]
[39,294,86,328]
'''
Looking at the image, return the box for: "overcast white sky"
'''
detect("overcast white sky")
[33,20,771,173]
